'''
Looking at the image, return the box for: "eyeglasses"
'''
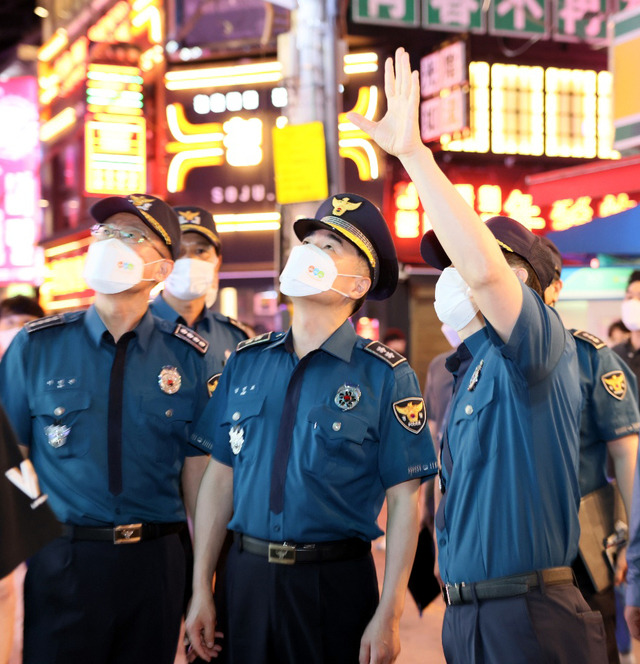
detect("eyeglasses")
[90,223,152,245]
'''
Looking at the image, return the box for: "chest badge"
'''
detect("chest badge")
[467,360,484,391]
[334,384,361,411]
[44,423,71,448]
[393,398,426,434]
[158,366,182,394]
[229,425,244,455]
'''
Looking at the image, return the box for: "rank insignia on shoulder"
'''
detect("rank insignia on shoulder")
[208,373,221,397]
[227,317,254,339]
[364,341,407,368]
[25,314,65,334]
[393,398,426,434]
[173,324,209,354]
[601,370,627,400]
[572,329,606,350]
[237,331,274,352]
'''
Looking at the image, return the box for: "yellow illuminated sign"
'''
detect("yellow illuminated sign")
[338,86,380,181]
[549,196,594,231]
[85,117,146,195]
[273,121,328,205]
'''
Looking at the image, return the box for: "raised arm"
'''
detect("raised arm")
[348,48,523,342]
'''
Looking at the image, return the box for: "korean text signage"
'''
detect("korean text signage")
[0,78,42,285]
[353,0,635,44]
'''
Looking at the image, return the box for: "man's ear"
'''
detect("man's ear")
[155,259,174,282]
[512,266,528,284]
[353,275,371,298]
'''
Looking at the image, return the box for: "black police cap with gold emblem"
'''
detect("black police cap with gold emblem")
[420,215,556,291]
[90,194,181,260]
[293,193,398,300]
[173,206,221,253]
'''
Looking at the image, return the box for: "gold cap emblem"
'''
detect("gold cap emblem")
[331,197,362,216]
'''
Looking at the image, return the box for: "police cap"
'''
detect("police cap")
[174,206,221,253]
[420,215,556,291]
[294,193,398,300]
[90,194,181,260]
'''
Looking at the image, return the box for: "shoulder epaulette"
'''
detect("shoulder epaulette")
[226,316,253,339]
[237,331,278,352]
[363,340,407,368]
[173,324,209,354]
[572,329,606,350]
[25,314,66,334]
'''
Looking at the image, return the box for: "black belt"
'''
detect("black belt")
[443,566,575,606]
[234,533,371,565]
[63,522,185,545]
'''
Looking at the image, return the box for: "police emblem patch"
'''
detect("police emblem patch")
[334,384,361,411]
[331,197,362,216]
[601,370,627,400]
[393,398,426,434]
[229,425,244,455]
[158,366,182,394]
[208,373,221,397]
[44,424,71,448]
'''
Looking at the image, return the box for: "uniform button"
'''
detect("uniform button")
[232,412,241,421]
[165,409,173,417]
[332,422,342,431]
[464,404,473,415]
[53,407,65,417]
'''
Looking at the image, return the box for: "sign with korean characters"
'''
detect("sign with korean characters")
[352,0,420,26]
[489,0,550,38]
[422,0,486,33]
[553,0,607,42]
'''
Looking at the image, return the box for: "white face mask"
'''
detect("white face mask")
[622,298,640,332]
[279,244,361,299]
[441,323,462,349]
[0,326,20,356]
[164,257,216,301]
[83,239,162,295]
[434,267,480,332]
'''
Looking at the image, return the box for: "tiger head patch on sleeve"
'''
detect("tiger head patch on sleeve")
[601,370,627,401]
[393,398,426,434]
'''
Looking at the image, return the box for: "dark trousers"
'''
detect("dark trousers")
[224,540,379,664]
[573,557,619,664]
[23,533,185,664]
[442,581,608,664]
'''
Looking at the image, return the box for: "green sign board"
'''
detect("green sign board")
[423,0,485,33]
[352,0,420,26]
[554,0,607,42]
[489,0,549,38]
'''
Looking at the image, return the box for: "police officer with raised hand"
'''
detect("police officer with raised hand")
[0,194,212,664]
[150,206,248,375]
[542,236,639,664]
[185,193,437,664]
[349,48,607,662]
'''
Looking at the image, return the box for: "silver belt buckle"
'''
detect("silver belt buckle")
[268,542,296,564]
[114,523,143,544]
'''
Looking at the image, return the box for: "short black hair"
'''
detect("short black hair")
[628,270,640,288]
[608,319,630,337]
[0,295,44,320]
[502,251,543,297]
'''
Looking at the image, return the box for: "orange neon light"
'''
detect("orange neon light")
[337,86,379,181]
[38,29,68,62]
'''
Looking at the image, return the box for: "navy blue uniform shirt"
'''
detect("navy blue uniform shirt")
[0,307,210,526]
[150,294,248,375]
[437,283,582,584]
[191,320,438,543]
[573,331,639,497]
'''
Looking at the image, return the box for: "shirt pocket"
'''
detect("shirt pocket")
[220,395,266,464]
[31,391,91,459]
[136,393,196,464]
[451,378,496,469]
[306,405,369,457]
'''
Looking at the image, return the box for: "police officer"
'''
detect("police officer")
[185,193,438,664]
[542,236,640,664]
[150,206,248,375]
[350,48,607,662]
[0,194,212,664]
[614,271,640,399]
